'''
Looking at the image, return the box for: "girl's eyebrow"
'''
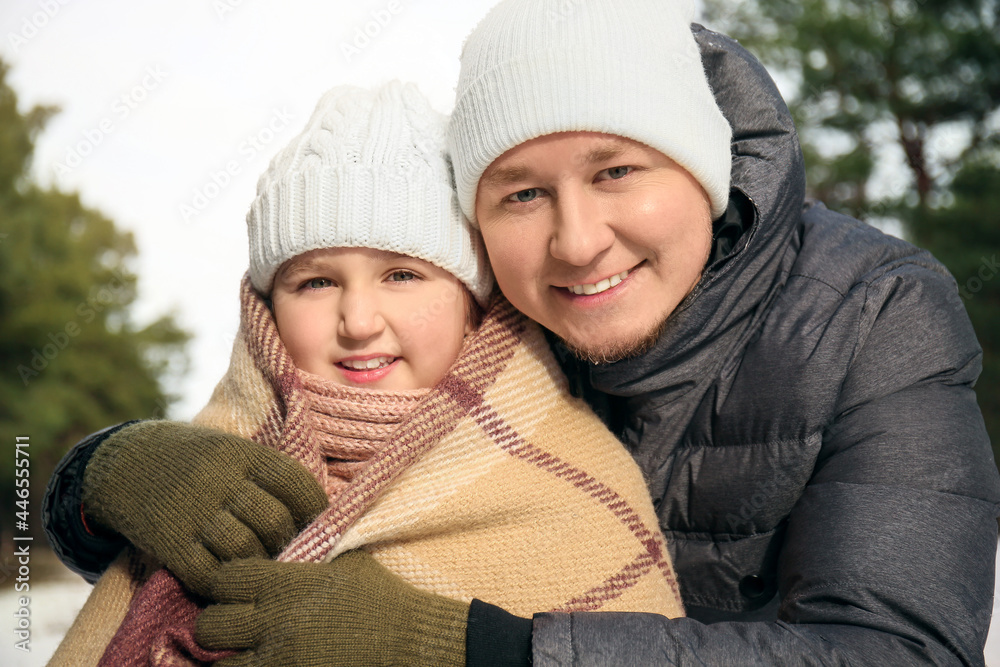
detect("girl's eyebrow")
[278,259,323,279]
[278,249,416,279]
[364,249,409,263]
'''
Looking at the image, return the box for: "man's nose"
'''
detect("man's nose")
[548,186,615,266]
[338,288,386,340]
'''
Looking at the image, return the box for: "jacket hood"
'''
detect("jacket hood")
[581,26,806,402]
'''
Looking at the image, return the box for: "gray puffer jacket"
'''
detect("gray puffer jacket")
[532,26,1000,666]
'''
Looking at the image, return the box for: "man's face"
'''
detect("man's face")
[475,132,713,363]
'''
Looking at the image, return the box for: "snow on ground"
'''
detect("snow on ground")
[0,572,91,667]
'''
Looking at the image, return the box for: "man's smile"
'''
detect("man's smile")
[564,269,632,296]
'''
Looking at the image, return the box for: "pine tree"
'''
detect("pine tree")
[0,59,190,545]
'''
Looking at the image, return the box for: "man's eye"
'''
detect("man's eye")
[605,166,632,180]
[305,278,331,289]
[389,270,416,282]
[509,188,539,203]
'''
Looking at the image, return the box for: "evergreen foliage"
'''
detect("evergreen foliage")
[0,59,190,543]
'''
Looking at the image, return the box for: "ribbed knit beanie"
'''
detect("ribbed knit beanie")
[248,81,492,304]
[449,0,733,223]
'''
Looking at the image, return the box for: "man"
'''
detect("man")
[44,0,1000,664]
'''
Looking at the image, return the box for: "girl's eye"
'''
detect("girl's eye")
[603,166,632,180]
[388,270,416,282]
[508,188,539,203]
[305,278,332,289]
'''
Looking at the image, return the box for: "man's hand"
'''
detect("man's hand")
[196,551,469,667]
[81,421,328,597]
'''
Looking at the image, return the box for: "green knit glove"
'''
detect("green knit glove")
[82,421,328,597]
[195,551,469,667]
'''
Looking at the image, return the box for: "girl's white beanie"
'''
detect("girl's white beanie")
[247,81,492,304]
[449,0,733,223]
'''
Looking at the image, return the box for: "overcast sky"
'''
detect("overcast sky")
[1,0,517,418]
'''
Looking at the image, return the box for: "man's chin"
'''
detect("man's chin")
[556,319,667,365]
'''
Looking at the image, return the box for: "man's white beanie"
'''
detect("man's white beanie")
[449,0,733,223]
[248,81,492,304]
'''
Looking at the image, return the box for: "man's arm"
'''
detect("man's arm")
[42,422,135,582]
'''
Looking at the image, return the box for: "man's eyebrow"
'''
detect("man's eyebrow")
[583,145,629,164]
[480,164,532,189]
[480,142,634,190]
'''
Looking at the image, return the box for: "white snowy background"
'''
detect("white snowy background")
[0,1,995,665]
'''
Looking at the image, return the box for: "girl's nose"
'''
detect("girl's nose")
[337,288,386,340]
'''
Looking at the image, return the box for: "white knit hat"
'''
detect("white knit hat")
[449,0,733,223]
[247,81,492,304]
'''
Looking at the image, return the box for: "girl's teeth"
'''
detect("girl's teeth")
[569,270,629,296]
[342,356,393,370]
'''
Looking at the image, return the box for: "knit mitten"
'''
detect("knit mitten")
[82,421,328,598]
[196,551,468,667]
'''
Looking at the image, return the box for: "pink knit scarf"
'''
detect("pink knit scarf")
[300,370,428,499]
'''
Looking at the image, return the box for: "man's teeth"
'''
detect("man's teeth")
[568,270,629,296]
[341,357,394,370]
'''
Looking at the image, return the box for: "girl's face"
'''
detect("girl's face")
[271,247,473,390]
